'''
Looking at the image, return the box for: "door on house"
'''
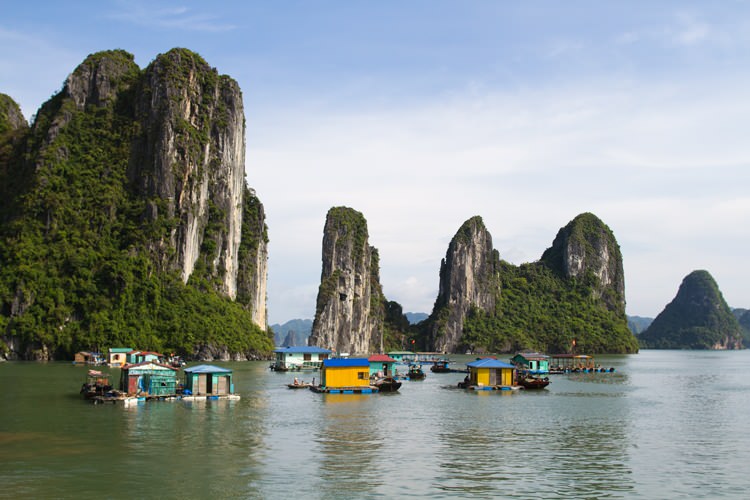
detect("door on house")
[217,376,228,395]
[197,374,207,394]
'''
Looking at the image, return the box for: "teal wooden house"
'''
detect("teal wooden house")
[183,365,236,396]
[387,351,415,363]
[510,352,550,375]
[368,354,397,377]
[119,361,178,397]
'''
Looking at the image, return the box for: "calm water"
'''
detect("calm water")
[1,350,749,499]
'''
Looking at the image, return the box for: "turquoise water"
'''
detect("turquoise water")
[1,350,749,499]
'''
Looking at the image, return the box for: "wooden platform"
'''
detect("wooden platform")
[310,385,378,394]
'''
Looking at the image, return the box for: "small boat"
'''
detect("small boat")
[372,376,402,392]
[430,360,451,373]
[287,382,311,389]
[518,374,550,390]
[287,378,312,389]
[407,365,426,380]
[80,369,113,399]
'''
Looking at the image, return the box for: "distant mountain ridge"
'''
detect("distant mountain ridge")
[271,319,312,346]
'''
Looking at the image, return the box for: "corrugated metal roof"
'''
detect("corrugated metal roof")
[368,354,397,363]
[273,346,332,354]
[184,364,233,374]
[323,358,369,367]
[467,358,516,369]
[122,361,177,371]
[513,352,549,360]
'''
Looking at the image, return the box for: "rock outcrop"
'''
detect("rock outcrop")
[427,216,500,353]
[129,48,247,300]
[639,270,743,349]
[541,212,625,314]
[421,212,638,354]
[308,207,386,355]
[0,49,271,360]
[0,94,28,133]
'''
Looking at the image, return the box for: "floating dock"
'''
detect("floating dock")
[309,385,379,394]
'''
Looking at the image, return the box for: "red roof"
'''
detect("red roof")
[368,354,397,363]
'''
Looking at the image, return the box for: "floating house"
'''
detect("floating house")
[119,361,178,398]
[108,347,133,367]
[549,354,595,373]
[126,351,164,365]
[464,358,519,391]
[510,352,550,375]
[74,351,105,365]
[271,346,332,371]
[387,351,415,363]
[368,354,398,377]
[182,365,239,400]
[312,358,377,394]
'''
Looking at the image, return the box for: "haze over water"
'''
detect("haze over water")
[1,350,748,499]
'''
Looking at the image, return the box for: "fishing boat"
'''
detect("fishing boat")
[517,374,550,390]
[430,359,451,373]
[407,364,426,380]
[371,376,402,392]
[430,359,467,373]
[80,369,113,399]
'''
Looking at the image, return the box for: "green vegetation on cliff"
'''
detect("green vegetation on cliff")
[0,49,272,360]
[638,270,743,349]
[460,260,638,354]
[418,213,637,354]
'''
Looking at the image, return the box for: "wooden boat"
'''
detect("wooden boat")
[287,382,311,389]
[80,370,113,399]
[430,360,451,373]
[372,376,401,392]
[287,377,312,389]
[407,365,426,380]
[518,374,550,389]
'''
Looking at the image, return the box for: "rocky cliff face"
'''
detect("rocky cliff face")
[427,216,499,353]
[0,94,28,133]
[639,270,743,349]
[541,212,625,314]
[236,187,268,328]
[421,212,637,354]
[129,48,247,301]
[0,49,270,360]
[308,207,385,355]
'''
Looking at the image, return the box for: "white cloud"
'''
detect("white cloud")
[250,75,750,322]
[107,1,236,32]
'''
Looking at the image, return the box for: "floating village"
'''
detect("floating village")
[78,348,240,405]
[75,346,616,404]
[270,347,615,394]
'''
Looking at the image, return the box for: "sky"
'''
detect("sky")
[2,1,749,324]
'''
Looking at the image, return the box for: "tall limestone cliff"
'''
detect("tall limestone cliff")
[541,212,625,315]
[639,270,743,349]
[309,207,387,355]
[427,216,500,353]
[0,49,271,360]
[421,213,637,354]
[0,94,29,216]
[129,49,247,300]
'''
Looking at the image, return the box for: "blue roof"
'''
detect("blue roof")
[467,358,516,369]
[184,364,233,374]
[274,346,332,354]
[323,358,369,367]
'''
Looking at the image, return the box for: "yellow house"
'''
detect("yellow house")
[465,358,518,391]
[313,358,376,394]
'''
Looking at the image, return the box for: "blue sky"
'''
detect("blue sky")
[2,1,749,324]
